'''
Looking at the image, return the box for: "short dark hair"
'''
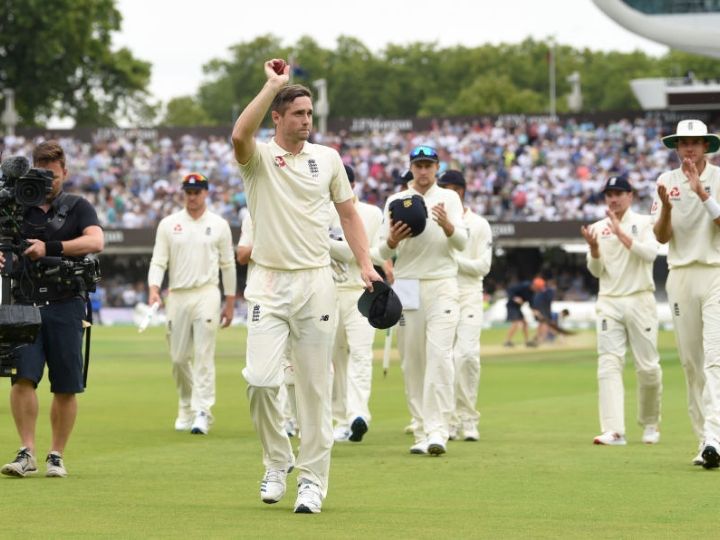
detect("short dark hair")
[33,140,66,168]
[271,84,313,115]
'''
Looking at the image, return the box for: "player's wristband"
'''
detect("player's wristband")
[703,198,720,221]
[45,240,63,256]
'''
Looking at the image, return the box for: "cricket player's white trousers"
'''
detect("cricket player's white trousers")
[452,287,484,428]
[667,264,720,445]
[243,265,336,497]
[397,277,459,443]
[332,287,376,428]
[166,283,221,419]
[595,291,662,435]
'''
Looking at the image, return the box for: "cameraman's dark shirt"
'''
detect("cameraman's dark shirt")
[22,194,100,242]
[17,193,100,302]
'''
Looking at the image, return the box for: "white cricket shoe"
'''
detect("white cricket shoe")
[46,452,67,478]
[691,441,705,466]
[175,406,193,431]
[448,425,459,441]
[1,447,37,477]
[593,431,626,446]
[404,418,419,435]
[641,425,660,444]
[462,423,480,442]
[333,425,350,442]
[410,440,428,455]
[174,417,193,431]
[294,480,323,514]
[190,411,210,435]
[427,435,447,456]
[260,468,288,504]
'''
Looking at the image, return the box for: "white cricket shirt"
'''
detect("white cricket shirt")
[587,209,658,296]
[456,208,493,293]
[378,182,467,280]
[650,162,720,269]
[148,208,237,294]
[238,138,354,270]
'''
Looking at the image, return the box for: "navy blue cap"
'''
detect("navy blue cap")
[438,169,466,189]
[409,145,439,164]
[602,174,632,194]
[357,281,403,329]
[389,194,428,237]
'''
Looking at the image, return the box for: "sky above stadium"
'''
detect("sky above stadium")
[114,0,668,104]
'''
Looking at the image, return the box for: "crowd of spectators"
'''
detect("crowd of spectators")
[3,116,717,309]
[3,116,718,228]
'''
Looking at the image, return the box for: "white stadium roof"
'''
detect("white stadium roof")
[593,0,720,59]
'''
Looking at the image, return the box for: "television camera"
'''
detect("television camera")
[0,155,100,377]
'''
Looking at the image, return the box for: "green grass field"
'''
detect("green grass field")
[1,326,716,538]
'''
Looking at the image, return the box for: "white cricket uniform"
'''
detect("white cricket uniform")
[148,208,236,421]
[329,199,383,431]
[238,138,353,496]
[378,182,468,444]
[651,162,720,445]
[451,209,492,433]
[586,209,661,436]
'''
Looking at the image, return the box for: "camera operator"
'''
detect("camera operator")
[0,140,104,478]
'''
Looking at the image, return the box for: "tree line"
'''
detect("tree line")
[171,34,720,126]
[2,1,719,128]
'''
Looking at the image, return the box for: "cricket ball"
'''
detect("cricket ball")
[271,59,287,75]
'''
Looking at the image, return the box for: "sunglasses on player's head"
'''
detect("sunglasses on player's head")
[410,145,438,160]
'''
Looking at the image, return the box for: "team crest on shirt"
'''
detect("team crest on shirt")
[173,223,183,233]
[669,186,681,200]
[600,226,612,238]
[308,159,319,178]
[205,227,211,236]
[706,186,712,195]
[274,156,287,168]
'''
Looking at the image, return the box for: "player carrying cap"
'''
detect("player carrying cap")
[231,60,381,514]
[147,173,236,436]
[582,173,662,447]
[651,119,720,468]
[378,145,468,456]
[437,169,492,442]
